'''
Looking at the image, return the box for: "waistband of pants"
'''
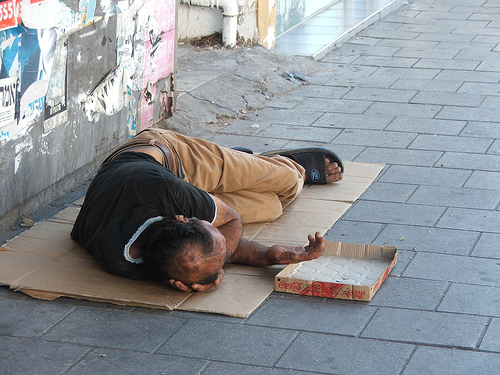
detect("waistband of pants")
[99,137,176,173]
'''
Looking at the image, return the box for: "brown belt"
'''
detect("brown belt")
[99,138,176,174]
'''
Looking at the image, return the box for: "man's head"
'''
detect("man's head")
[140,216,226,287]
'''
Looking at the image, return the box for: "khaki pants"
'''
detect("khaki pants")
[125,129,305,223]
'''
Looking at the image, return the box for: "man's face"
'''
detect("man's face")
[168,219,227,287]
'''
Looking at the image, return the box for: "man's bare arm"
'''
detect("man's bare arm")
[230,232,325,266]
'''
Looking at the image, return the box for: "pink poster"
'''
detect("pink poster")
[140,0,176,130]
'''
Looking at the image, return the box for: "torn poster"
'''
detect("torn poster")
[81,67,125,122]
[0,77,18,128]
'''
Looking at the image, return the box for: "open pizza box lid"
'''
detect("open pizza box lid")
[275,241,397,301]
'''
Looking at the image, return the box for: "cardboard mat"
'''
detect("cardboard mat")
[0,161,383,317]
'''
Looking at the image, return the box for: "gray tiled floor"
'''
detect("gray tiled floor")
[2,0,500,374]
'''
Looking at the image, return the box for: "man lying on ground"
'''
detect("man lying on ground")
[71,129,343,292]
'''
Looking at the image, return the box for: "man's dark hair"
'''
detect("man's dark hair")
[138,217,214,282]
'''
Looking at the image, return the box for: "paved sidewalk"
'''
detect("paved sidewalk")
[2,0,500,374]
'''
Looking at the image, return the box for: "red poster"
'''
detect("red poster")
[0,0,19,31]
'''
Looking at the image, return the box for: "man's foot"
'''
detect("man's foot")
[326,159,343,183]
[304,158,343,183]
[261,147,344,185]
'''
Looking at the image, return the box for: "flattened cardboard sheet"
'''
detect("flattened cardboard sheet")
[0,161,384,317]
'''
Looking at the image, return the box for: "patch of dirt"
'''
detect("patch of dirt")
[180,32,253,50]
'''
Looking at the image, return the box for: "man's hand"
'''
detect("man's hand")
[265,232,325,265]
[167,268,224,292]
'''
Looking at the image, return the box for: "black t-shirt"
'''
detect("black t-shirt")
[71,152,216,280]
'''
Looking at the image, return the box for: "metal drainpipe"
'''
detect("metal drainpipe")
[179,0,239,47]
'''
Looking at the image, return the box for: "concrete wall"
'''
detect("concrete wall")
[0,0,177,231]
[178,0,276,47]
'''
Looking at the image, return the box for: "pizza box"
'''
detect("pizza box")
[275,241,397,301]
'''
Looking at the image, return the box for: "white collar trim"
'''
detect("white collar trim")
[124,216,163,264]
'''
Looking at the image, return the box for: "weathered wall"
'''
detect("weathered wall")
[0,0,177,231]
[178,0,276,46]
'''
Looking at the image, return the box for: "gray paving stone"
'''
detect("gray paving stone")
[218,119,271,136]
[265,95,305,109]
[414,58,480,70]
[434,69,500,83]
[0,336,88,375]
[399,22,456,34]
[481,95,500,108]
[358,28,420,40]
[374,224,479,255]
[202,362,315,375]
[489,139,500,155]
[386,117,466,135]
[408,186,500,209]
[257,124,341,142]
[390,77,462,92]
[251,108,324,126]
[0,298,75,338]
[415,32,476,42]
[332,74,399,89]
[433,18,489,29]
[42,307,186,352]
[410,134,492,153]
[246,296,377,336]
[438,283,500,317]
[276,333,414,375]
[207,133,288,153]
[453,25,500,37]
[435,40,498,52]
[410,3,453,12]
[454,49,500,62]
[452,5,499,14]
[316,64,379,85]
[158,320,296,366]
[438,106,500,126]
[361,308,488,348]
[368,276,448,310]
[339,44,402,57]
[384,13,429,24]
[471,233,500,259]
[379,165,472,187]
[438,207,500,232]
[65,349,207,375]
[295,84,350,99]
[357,182,417,203]
[313,113,394,130]
[353,55,419,68]
[458,82,500,95]
[345,35,383,46]
[342,201,445,226]
[294,97,372,114]
[403,252,500,287]
[334,129,416,148]
[310,143,363,161]
[370,66,440,80]
[342,87,418,103]
[366,102,442,118]
[391,249,418,277]
[437,152,500,172]
[404,346,500,375]
[356,147,443,166]
[474,34,500,44]
[481,318,500,352]
[411,91,485,107]
[461,122,500,139]
[326,220,385,244]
